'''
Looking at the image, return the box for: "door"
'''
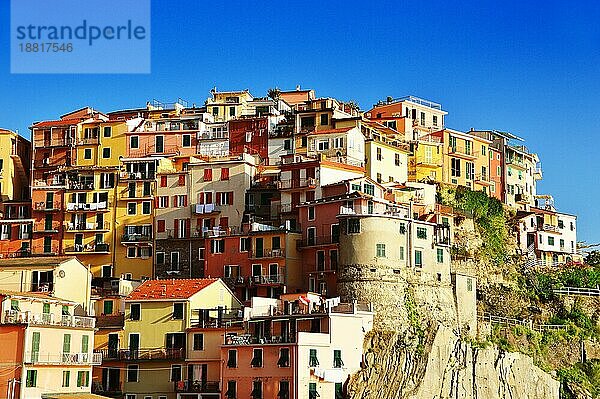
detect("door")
[75,234,83,251]
[45,214,53,231]
[107,333,119,359]
[42,302,51,323]
[45,192,54,209]
[155,136,164,153]
[269,264,279,282]
[255,238,263,258]
[129,333,140,359]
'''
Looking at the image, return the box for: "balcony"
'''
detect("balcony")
[96,313,125,329]
[277,178,317,190]
[538,224,560,233]
[120,189,153,200]
[249,274,285,285]
[33,138,74,148]
[33,201,60,211]
[448,146,478,160]
[0,249,32,258]
[92,382,122,397]
[24,351,102,365]
[224,334,296,346]
[34,221,61,233]
[506,157,526,169]
[121,233,152,243]
[77,137,99,145]
[534,166,543,180]
[297,236,338,248]
[65,221,110,232]
[2,310,95,328]
[119,171,156,181]
[175,380,220,394]
[64,242,110,254]
[116,348,185,361]
[198,131,229,140]
[474,173,494,185]
[66,202,111,212]
[249,248,285,259]
[193,203,222,214]
[515,193,531,204]
[66,180,95,190]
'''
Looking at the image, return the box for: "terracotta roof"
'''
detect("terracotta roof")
[308,127,355,135]
[127,278,219,301]
[32,118,82,128]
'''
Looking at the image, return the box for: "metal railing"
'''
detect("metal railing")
[224,334,296,346]
[34,221,61,232]
[116,348,185,361]
[249,248,285,258]
[65,221,111,231]
[65,201,110,211]
[297,236,338,247]
[2,310,95,328]
[277,178,318,189]
[120,189,153,200]
[175,380,220,393]
[553,287,600,297]
[119,171,156,180]
[25,351,102,365]
[448,146,478,158]
[33,201,60,211]
[121,233,152,242]
[249,274,285,285]
[64,243,110,253]
[66,181,95,190]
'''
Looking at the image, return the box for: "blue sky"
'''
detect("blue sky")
[0,1,599,243]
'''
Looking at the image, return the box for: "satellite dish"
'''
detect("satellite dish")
[58,270,66,278]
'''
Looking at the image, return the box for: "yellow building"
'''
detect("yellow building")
[205,89,255,122]
[122,278,242,399]
[0,128,30,201]
[408,135,444,183]
[63,118,129,278]
[362,121,411,184]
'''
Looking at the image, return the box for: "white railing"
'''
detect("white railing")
[553,287,600,297]
[2,310,95,328]
[25,351,102,365]
[66,201,109,211]
[478,313,569,332]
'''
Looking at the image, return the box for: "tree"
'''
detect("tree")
[267,87,281,101]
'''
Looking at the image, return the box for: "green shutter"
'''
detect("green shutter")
[77,371,82,387]
[31,332,40,363]
[103,300,113,315]
[82,335,89,353]
[43,303,50,314]
[63,334,71,354]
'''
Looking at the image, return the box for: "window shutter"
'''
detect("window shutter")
[228,192,234,205]
[185,219,191,237]
[100,173,105,188]
[174,219,179,237]
[157,220,165,233]
[173,196,178,207]
[216,193,221,206]
[183,195,188,207]
[154,196,159,207]
[198,192,204,204]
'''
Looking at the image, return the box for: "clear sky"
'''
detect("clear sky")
[0,1,599,243]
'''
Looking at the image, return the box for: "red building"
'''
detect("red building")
[0,200,32,258]
[229,117,269,160]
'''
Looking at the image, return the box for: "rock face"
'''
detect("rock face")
[349,325,560,399]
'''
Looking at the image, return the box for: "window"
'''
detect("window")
[127,203,136,215]
[317,140,329,151]
[84,148,92,159]
[158,196,169,208]
[103,300,113,315]
[63,333,71,354]
[62,370,70,387]
[399,246,405,260]
[451,158,461,177]
[333,137,344,148]
[127,246,137,258]
[376,173,382,183]
[308,206,315,220]
[170,365,182,382]
[309,383,319,399]
[399,223,406,234]
[212,107,219,116]
[103,126,112,137]
[227,349,237,368]
[347,218,360,234]
[432,115,438,126]
[335,383,344,399]
[284,139,292,150]
[376,243,386,258]
[226,381,237,399]
[395,153,401,166]
[376,147,382,161]
[558,220,564,229]
[560,239,565,248]
[193,333,204,350]
[363,183,374,196]
[570,222,574,231]
[211,239,225,253]
[437,248,444,263]
[130,136,139,149]
[481,145,486,156]
[548,236,555,246]
[279,380,290,399]
[204,169,212,181]
[251,348,263,367]
[127,365,139,382]
[333,349,344,368]
[240,237,251,252]
[251,380,262,399]
[77,371,89,387]
[221,167,230,180]
[351,183,361,191]
[416,227,427,239]
[130,303,141,320]
[466,162,474,180]
[182,134,191,147]
[467,277,473,292]
[320,113,329,125]
[156,252,165,264]
[415,250,423,268]
[142,201,151,215]
[309,349,319,367]
[102,147,111,158]
[178,174,186,186]
[26,370,37,387]
[174,195,188,207]
[278,348,290,367]
[229,106,236,117]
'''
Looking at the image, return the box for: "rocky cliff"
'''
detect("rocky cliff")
[348,325,560,399]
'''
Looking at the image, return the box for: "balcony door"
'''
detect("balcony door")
[155,136,164,153]
[107,333,119,359]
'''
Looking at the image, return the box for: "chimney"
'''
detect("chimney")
[296,85,301,91]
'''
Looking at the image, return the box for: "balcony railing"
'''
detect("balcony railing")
[193,203,222,214]
[66,180,95,190]
[120,189,153,200]
[448,146,478,159]
[249,248,285,259]
[175,380,220,393]
[66,202,110,211]
[515,193,531,204]
[538,224,560,233]
[277,178,317,190]
[95,313,125,329]
[224,334,296,346]
[506,157,526,169]
[121,233,152,243]
[92,382,122,396]
[198,131,229,140]
[65,222,111,231]
[33,138,74,148]
[116,348,185,361]
[0,249,32,258]
[24,351,102,365]
[2,310,95,328]
[249,274,285,285]
[33,201,60,211]
[65,243,110,253]
[33,221,61,233]
[474,173,493,185]
[119,171,156,181]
